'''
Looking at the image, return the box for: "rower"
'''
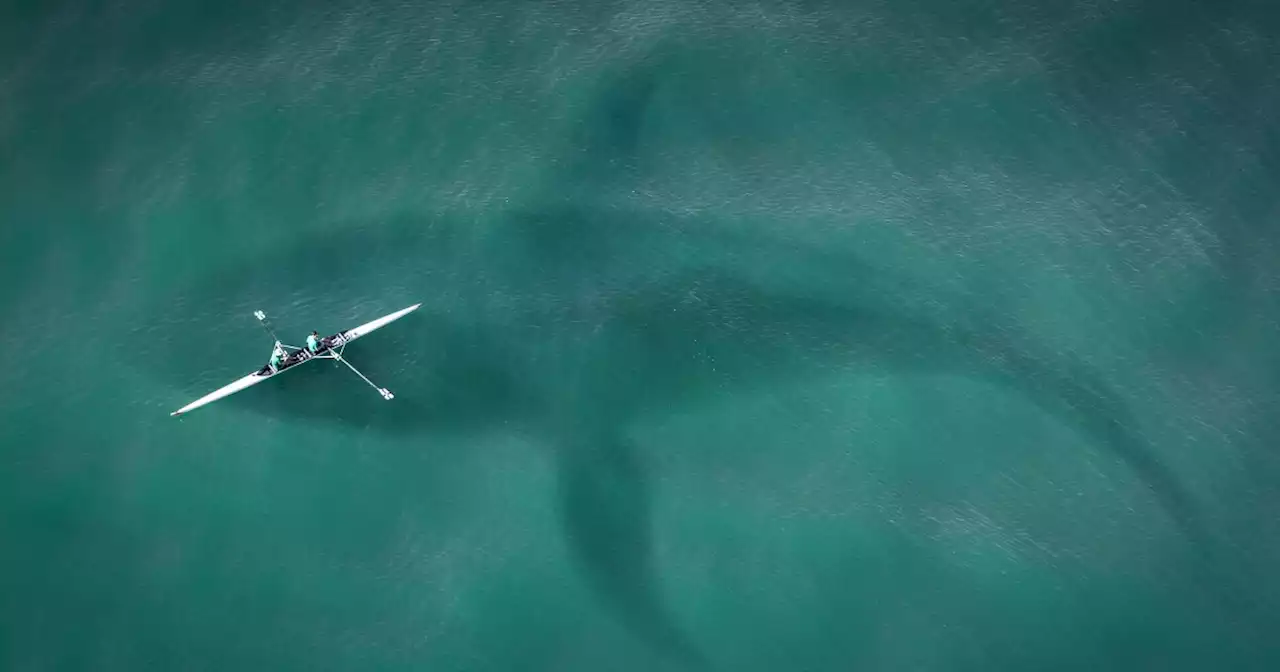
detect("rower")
[269,342,286,372]
[306,331,320,353]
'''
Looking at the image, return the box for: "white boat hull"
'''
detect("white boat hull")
[337,303,422,345]
[170,303,420,417]
[170,372,272,416]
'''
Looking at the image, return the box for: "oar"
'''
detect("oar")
[327,351,395,400]
[253,310,281,342]
[254,310,301,350]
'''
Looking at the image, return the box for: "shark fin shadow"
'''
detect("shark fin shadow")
[556,427,708,668]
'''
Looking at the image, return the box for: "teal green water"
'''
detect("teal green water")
[3,1,1279,670]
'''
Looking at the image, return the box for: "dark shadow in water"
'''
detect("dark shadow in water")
[563,49,664,186]
[135,206,1208,664]
[603,270,1205,538]
[557,426,706,668]
[1036,0,1280,348]
[1031,0,1278,630]
[130,41,1211,666]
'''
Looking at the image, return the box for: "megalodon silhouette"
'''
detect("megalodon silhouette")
[129,48,1212,667]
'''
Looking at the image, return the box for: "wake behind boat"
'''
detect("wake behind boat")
[170,303,421,417]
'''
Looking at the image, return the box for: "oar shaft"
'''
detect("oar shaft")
[254,310,283,344]
[331,352,394,400]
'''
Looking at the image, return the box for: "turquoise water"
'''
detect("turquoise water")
[3,1,1279,670]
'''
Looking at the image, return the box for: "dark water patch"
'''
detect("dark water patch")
[120,26,1246,664]
[126,200,1216,663]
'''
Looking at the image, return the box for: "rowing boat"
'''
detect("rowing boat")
[170,303,421,417]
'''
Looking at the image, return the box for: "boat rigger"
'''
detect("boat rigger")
[170,303,421,417]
